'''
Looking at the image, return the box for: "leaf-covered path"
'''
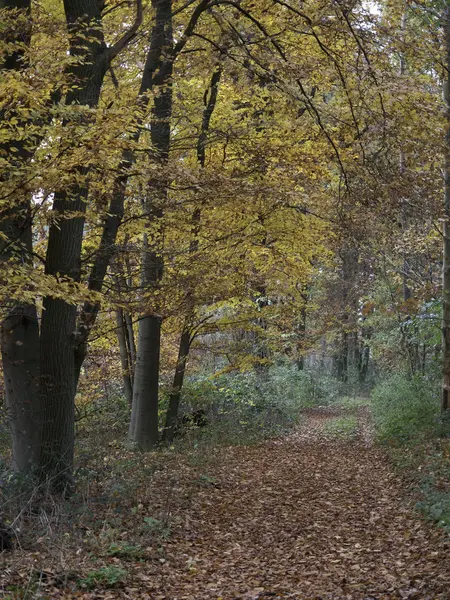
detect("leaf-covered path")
[128,408,449,600]
[3,408,450,599]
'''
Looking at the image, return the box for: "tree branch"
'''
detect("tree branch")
[108,0,143,63]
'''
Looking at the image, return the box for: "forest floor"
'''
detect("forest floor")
[1,406,450,599]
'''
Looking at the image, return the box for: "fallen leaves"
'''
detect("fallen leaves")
[1,408,449,599]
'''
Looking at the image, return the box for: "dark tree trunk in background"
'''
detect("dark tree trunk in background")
[163,328,191,442]
[335,248,359,383]
[335,332,349,383]
[0,0,40,472]
[358,338,371,384]
[116,310,134,407]
[124,312,136,368]
[112,259,135,406]
[296,290,308,370]
[162,62,222,441]
[129,0,174,450]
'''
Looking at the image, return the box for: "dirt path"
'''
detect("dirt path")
[134,408,450,600]
[2,408,449,599]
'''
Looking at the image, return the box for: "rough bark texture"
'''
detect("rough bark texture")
[129,0,174,450]
[1,304,40,472]
[129,309,162,449]
[0,0,40,473]
[443,5,450,414]
[36,0,109,489]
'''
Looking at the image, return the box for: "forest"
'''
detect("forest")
[0,0,450,598]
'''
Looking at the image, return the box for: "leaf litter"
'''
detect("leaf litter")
[1,407,449,599]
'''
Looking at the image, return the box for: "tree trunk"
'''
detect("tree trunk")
[163,328,191,442]
[36,0,109,490]
[129,302,162,450]
[442,5,450,414]
[162,61,223,439]
[0,0,40,473]
[336,332,348,383]
[296,291,307,370]
[124,312,136,369]
[129,0,174,450]
[116,309,133,407]
[2,305,40,472]
[358,330,371,384]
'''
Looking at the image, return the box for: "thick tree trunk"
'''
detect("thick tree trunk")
[0,0,41,473]
[2,305,40,472]
[129,0,174,449]
[129,299,162,450]
[442,5,450,414]
[36,0,109,489]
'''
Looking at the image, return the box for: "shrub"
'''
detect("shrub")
[371,374,440,444]
[165,364,347,446]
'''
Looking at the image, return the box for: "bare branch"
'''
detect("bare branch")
[173,0,213,57]
[108,0,143,63]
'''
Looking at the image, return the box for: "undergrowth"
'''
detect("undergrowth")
[323,415,359,439]
[371,374,450,534]
[168,365,342,445]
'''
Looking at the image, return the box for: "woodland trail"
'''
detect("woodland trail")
[123,407,450,600]
[3,408,450,600]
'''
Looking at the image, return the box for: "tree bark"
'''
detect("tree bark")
[129,0,174,450]
[36,0,109,490]
[0,0,41,473]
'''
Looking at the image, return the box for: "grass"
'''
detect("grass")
[333,395,372,409]
[322,415,359,439]
[370,374,450,534]
[78,565,128,590]
[387,439,450,533]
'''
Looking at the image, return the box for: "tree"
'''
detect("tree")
[163,60,223,442]
[1,0,142,487]
[0,0,40,472]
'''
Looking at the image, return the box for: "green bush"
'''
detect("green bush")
[164,364,345,446]
[371,374,440,444]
